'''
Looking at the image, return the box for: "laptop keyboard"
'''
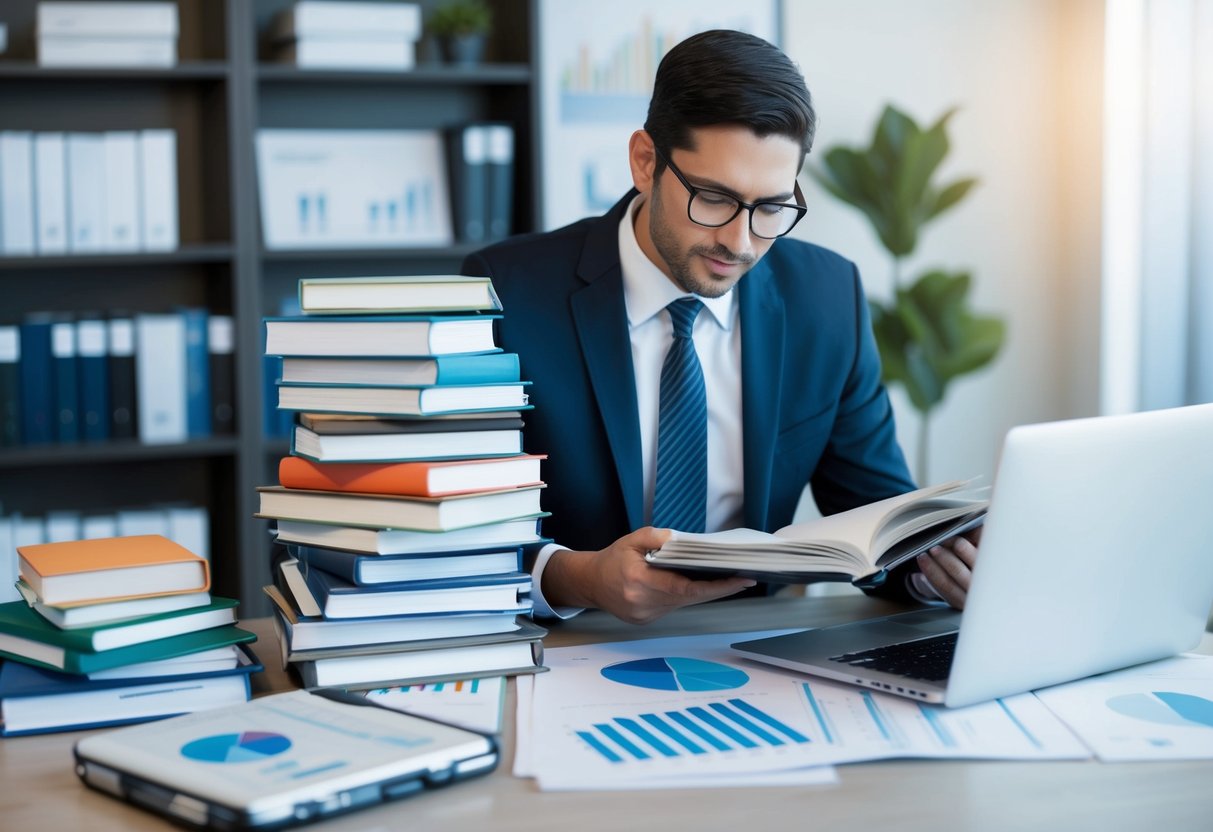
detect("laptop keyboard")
[829,632,959,682]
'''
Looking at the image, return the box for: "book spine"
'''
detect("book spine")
[66,132,106,253]
[292,544,361,584]
[139,130,178,251]
[106,317,137,440]
[0,516,16,604]
[0,326,20,447]
[135,313,187,444]
[102,131,142,251]
[76,318,110,442]
[19,317,54,444]
[51,320,79,442]
[433,352,521,385]
[485,124,514,241]
[447,124,488,244]
[181,308,211,438]
[278,456,432,496]
[208,315,235,435]
[0,132,35,255]
[33,132,68,254]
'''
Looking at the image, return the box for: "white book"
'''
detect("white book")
[81,514,118,539]
[67,132,106,252]
[135,313,187,443]
[138,130,177,250]
[116,507,169,538]
[37,2,179,36]
[166,505,209,562]
[33,133,67,254]
[277,37,415,70]
[37,36,177,67]
[44,510,81,543]
[270,2,422,39]
[0,132,35,255]
[0,515,17,604]
[102,131,141,251]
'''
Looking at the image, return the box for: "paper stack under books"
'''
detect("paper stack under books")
[258,274,547,690]
[0,535,259,737]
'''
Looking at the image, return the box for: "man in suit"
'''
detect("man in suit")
[463,30,978,623]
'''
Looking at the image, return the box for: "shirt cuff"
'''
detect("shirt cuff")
[530,542,586,620]
[906,571,949,605]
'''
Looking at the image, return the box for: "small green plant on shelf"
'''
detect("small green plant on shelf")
[428,0,493,65]
[810,104,1006,484]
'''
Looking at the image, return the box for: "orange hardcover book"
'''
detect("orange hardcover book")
[17,535,211,606]
[278,454,546,497]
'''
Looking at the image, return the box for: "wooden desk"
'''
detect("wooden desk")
[3,595,1212,832]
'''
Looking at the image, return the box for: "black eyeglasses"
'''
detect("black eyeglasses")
[654,147,807,240]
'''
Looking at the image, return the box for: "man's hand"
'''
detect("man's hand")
[915,527,982,610]
[541,527,757,624]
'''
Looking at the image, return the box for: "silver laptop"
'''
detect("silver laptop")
[733,403,1213,708]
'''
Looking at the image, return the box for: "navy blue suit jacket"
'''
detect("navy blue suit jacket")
[463,192,917,595]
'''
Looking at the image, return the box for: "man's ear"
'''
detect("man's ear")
[628,130,658,193]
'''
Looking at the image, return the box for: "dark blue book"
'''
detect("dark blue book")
[18,314,55,444]
[301,567,532,619]
[180,307,212,438]
[75,319,110,442]
[0,325,19,446]
[0,644,262,737]
[291,544,523,586]
[106,316,138,440]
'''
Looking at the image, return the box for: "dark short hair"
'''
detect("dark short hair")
[644,29,816,173]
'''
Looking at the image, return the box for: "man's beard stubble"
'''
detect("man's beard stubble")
[648,183,755,299]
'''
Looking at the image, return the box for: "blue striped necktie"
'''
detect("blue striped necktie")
[652,298,707,533]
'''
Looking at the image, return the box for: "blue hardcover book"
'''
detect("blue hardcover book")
[180,307,212,438]
[75,319,110,442]
[50,320,79,442]
[280,353,520,387]
[0,644,262,737]
[18,315,55,444]
[292,544,523,586]
[302,567,532,619]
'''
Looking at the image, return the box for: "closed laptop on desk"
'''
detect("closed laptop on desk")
[733,403,1213,708]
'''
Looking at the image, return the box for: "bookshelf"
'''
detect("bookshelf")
[0,0,543,615]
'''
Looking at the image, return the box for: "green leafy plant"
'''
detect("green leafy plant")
[428,0,493,37]
[811,105,1005,483]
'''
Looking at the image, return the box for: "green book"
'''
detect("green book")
[0,598,240,653]
[0,603,256,674]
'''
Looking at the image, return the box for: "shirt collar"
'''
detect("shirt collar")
[617,194,736,331]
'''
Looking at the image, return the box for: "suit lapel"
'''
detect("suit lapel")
[739,259,784,530]
[570,193,644,530]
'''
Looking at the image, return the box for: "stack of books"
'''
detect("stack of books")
[36,2,179,68]
[269,1,423,71]
[0,535,259,737]
[258,274,548,690]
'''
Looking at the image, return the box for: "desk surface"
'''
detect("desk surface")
[3,594,1211,832]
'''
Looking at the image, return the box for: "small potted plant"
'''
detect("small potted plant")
[428,0,493,66]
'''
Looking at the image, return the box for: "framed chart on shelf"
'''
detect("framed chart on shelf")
[537,0,780,231]
[254,129,454,250]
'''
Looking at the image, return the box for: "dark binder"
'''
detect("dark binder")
[0,325,20,446]
[181,307,212,438]
[447,123,488,244]
[19,314,55,445]
[107,316,138,440]
[209,314,236,435]
[484,123,514,241]
[51,318,79,442]
[76,318,110,442]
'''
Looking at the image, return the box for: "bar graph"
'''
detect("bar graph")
[373,679,483,695]
[573,697,811,764]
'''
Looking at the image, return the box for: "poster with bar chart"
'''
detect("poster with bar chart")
[1033,654,1213,760]
[520,631,1089,790]
[538,1,777,230]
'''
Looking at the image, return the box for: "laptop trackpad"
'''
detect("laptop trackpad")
[885,609,962,633]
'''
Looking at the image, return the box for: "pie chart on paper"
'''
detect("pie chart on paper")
[600,657,750,691]
[181,731,293,763]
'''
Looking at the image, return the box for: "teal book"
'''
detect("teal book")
[0,612,256,675]
[279,353,520,387]
[0,598,239,653]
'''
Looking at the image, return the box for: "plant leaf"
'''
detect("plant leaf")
[928,177,979,221]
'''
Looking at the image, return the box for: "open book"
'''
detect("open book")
[645,480,988,586]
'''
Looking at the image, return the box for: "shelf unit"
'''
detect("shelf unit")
[0,0,543,615]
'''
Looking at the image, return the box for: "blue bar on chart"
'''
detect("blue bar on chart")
[801,683,836,744]
[918,704,957,748]
[574,698,811,764]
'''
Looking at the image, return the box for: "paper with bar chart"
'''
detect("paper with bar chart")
[1033,654,1213,760]
[518,631,1087,790]
[364,676,504,735]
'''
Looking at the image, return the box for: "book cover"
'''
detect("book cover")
[107,317,137,440]
[257,484,545,532]
[264,314,501,358]
[278,454,544,497]
[291,424,524,463]
[0,623,255,675]
[76,319,110,441]
[273,516,547,556]
[303,567,532,619]
[18,315,54,445]
[50,319,79,442]
[290,544,523,586]
[139,129,178,250]
[102,131,141,251]
[135,312,188,444]
[0,597,238,653]
[16,579,211,629]
[298,275,502,315]
[281,353,520,387]
[18,534,211,606]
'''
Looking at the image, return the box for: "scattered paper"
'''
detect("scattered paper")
[364,676,504,735]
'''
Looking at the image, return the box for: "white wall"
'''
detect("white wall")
[784,0,1105,485]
